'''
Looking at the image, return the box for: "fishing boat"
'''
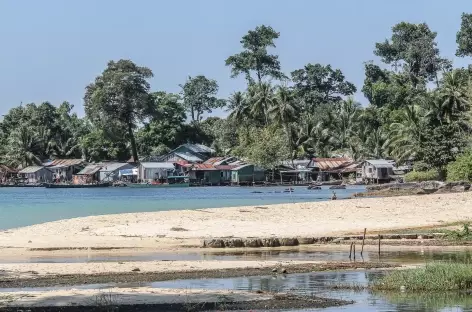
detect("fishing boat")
[126,176,190,188]
[44,182,111,189]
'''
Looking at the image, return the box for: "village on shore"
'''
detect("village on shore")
[0,142,409,188]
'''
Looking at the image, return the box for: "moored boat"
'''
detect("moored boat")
[44,182,111,188]
[126,176,190,188]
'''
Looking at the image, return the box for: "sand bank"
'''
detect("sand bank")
[1,192,471,253]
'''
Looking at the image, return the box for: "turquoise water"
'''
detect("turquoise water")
[0,185,364,230]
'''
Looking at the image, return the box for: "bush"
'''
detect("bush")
[447,151,472,182]
[404,170,439,182]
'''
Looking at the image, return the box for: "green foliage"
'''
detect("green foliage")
[84,59,154,162]
[225,25,284,83]
[447,151,472,182]
[179,75,225,123]
[291,63,356,111]
[404,170,439,182]
[373,263,472,291]
[456,13,472,57]
[444,224,472,241]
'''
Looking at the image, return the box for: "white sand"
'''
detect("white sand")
[1,192,471,252]
[0,287,271,307]
[0,260,320,279]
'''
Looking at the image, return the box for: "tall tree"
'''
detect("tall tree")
[225,25,285,83]
[84,59,153,162]
[6,125,43,168]
[180,75,225,123]
[291,63,356,111]
[375,22,450,88]
[456,13,472,57]
[439,70,470,123]
[250,82,276,125]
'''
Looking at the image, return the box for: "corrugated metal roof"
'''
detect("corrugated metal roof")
[100,163,133,172]
[215,165,238,170]
[77,165,102,175]
[311,158,352,170]
[189,164,218,171]
[232,164,252,171]
[0,164,17,173]
[18,166,46,174]
[328,162,361,174]
[365,159,394,168]
[183,143,215,154]
[141,162,175,169]
[44,159,84,167]
[203,157,225,165]
[174,152,202,162]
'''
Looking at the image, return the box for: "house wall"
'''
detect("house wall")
[139,166,173,181]
[25,169,53,183]
[231,165,265,184]
[204,171,220,185]
[100,164,134,182]
[362,163,394,181]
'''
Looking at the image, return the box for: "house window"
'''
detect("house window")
[368,168,373,173]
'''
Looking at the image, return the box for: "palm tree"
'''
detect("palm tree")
[333,97,361,151]
[439,70,470,123]
[385,105,425,163]
[250,82,275,125]
[6,125,43,168]
[228,91,251,124]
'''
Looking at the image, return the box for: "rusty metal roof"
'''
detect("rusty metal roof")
[311,158,352,170]
[189,164,218,171]
[44,159,84,167]
[18,166,46,174]
[77,165,103,175]
[328,162,361,174]
[0,164,17,173]
[203,157,225,165]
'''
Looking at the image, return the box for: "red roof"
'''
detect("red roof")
[311,158,352,171]
[203,157,225,165]
[45,159,84,167]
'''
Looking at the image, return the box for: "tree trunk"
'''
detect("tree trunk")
[191,106,195,122]
[128,122,138,162]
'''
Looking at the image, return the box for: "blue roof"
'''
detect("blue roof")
[174,152,203,162]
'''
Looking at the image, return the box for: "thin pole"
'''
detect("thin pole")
[361,228,367,256]
[349,242,353,260]
[378,234,381,260]
[353,243,356,261]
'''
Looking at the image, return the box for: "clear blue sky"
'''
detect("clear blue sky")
[0,0,470,116]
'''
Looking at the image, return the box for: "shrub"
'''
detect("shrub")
[447,151,472,182]
[404,170,439,182]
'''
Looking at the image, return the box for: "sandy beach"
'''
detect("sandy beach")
[0,192,470,254]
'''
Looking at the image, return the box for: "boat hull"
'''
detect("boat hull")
[126,183,189,188]
[44,183,111,189]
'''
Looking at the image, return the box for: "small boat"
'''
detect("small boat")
[307,185,321,190]
[44,182,111,189]
[127,176,190,188]
[329,185,346,189]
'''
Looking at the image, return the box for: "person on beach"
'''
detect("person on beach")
[331,191,337,200]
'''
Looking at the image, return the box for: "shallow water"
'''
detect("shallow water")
[0,185,364,229]
[4,247,472,265]
[4,270,472,311]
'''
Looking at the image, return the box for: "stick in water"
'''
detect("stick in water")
[361,228,366,256]
[378,234,381,259]
[353,243,356,261]
[349,242,353,259]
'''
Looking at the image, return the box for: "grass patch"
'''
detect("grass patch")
[443,224,472,241]
[373,263,472,291]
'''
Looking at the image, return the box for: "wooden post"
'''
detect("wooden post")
[361,228,366,256]
[378,234,381,259]
[349,242,353,260]
[353,243,356,261]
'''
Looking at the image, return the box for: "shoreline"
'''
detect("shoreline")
[0,192,471,254]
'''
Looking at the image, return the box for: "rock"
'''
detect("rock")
[279,237,299,246]
[281,268,287,274]
[399,234,418,239]
[452,185,470,192]
[297,237,315,245]
[203,239,225,248]
[261,238,281,247]
[28,240,32,243]
[131,268,140,272]
[244,238,263,248]
[332,238,343,244]
[224,238,245,248]
[272,268,277,273]
[383,234,401,240]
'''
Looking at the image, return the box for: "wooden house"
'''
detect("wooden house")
[44,159,85,181]
[99,163,136,182]
[360,159,394,184]
[308,158,357,181]
[148,144,215,164]
[0,164,17,182]
[73,164,103,184]
[231,164,265,185]
[18,166,53,183]
[138,162,176,182]
[185,163,235,186]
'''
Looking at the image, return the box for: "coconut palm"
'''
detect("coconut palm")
[385,105,425,163]
[250,82,276,125]
[6,125,43,168]
[439,70,470,123]
[228,91,251,124]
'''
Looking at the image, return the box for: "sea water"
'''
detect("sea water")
[0,185,365,229]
